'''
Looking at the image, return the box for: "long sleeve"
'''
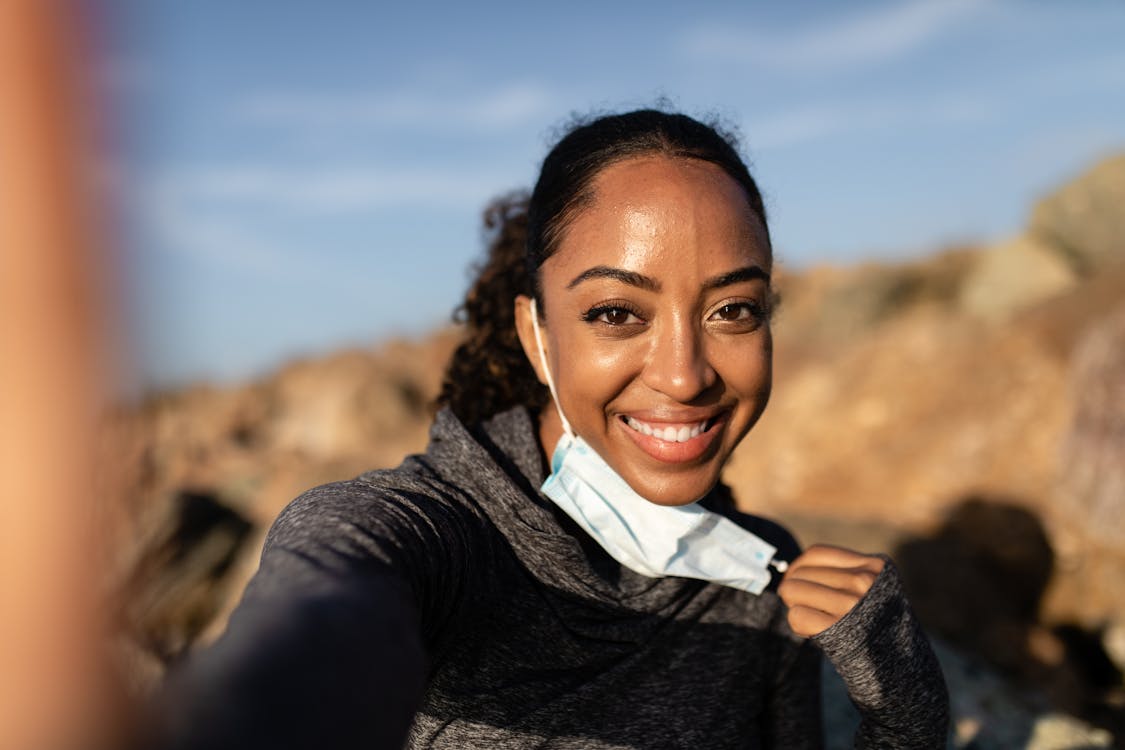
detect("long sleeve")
[141,477,485,750]
[812,560,950,749]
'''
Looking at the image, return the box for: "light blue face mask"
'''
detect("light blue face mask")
[529,299,788,595]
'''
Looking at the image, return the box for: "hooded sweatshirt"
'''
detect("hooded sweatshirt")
[151,406,949,749]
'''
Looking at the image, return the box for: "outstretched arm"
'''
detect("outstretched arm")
[147,568,426,750]
[141,480,479,750]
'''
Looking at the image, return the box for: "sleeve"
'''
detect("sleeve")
[140,478,481,750]
[811,559,950,749]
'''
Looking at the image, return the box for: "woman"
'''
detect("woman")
[151,109,948,749]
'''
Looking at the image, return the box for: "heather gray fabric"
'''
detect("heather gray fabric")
[151,406,948,749]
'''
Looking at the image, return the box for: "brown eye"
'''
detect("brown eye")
[716,304,748,321]
[603,308,632,325]
[582,303,644,327]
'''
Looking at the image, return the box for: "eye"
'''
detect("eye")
[707,299,770,331]
[711,302,758,322]
[601,307,636,325]
[582,304,644,326]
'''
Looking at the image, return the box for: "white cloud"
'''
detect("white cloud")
[237,81,553,132]
[140,183,313,281]
[1032,52,1125,94]
[158,163,514,213]
[746,91,996,150]
[682,0,993,72]
[129,160,519,283]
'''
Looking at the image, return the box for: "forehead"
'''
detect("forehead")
[545,156,771,285]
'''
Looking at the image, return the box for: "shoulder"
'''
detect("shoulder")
[265,457,494,575]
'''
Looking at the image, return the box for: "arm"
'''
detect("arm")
[780,547,949,749]
[149,570,426,750]
[143,479,477,750]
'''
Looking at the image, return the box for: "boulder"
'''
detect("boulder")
[1056,305,1125,549]
[1030,153,1125,274]
[959,234,1078,322]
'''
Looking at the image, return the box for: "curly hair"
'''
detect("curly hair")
[437,192,548,425]
[437,108,769,425]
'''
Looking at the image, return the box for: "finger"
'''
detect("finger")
[786,604,839,638]
[782,564,881,599]
[777,577,863,620]
[787,545,885,575]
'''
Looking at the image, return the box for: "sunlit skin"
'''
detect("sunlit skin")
[517,156,774,508]
[514,155,885,635]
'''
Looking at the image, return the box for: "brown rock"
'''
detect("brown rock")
[1030,152,1125,274]
[959,233,1078,322]
[1056,305,1125,548]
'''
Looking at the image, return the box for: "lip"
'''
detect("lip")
[616,410,730,464]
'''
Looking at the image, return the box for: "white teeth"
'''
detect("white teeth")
[625,417,708,443]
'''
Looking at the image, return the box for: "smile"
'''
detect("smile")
[624,416,710,443]
[616,412,727,464]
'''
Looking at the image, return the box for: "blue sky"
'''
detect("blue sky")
[104,0,1125,389]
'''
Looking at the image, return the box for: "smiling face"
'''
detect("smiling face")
[515,155,773,506]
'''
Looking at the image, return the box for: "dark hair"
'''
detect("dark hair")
[437,109,770,425]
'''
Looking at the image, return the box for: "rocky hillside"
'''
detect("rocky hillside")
[102,153,1125,747]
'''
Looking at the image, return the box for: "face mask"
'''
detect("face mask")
[529,299,788,595]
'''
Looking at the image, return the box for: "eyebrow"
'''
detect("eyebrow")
[703,265,770,290]
[566,264,769,292]
[567,266,660,292]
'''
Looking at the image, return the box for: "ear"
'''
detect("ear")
[514,294,549,387]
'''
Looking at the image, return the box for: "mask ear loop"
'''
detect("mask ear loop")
[529,298,574,437]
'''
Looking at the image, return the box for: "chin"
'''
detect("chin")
[626,468,723,507]
[608,427,743,508]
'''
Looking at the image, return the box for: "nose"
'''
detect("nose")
[641,315,717,402]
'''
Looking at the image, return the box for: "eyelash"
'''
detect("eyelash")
[580,299,770,328]
[709,300,767,323]
[581,302,645,326]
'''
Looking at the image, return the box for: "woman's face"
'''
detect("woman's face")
[516,155,773,506]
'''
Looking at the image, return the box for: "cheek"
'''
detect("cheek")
[715,334,772,393]
[759,330,774,391]
[553,337,644,414]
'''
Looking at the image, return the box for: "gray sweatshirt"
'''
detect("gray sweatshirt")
[151,406,948,749]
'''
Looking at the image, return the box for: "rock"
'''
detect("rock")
[1026,714,1113,749]
[1030,153,1125,275]
[780,248,976,346]
[959,234,1078,322]
[117,489,254,665]
[1104,622,1125,678]
[264,350,420,460]
[727,299,1072,530]
[102,331,461,690]
[1040,305,1125,635]
[1056,305,1125,550]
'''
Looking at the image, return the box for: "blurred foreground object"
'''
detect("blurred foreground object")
[0,1,118,748]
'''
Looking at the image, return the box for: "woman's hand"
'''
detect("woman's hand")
[777,544,886,638]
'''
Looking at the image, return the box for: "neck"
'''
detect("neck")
[537,402,566,463]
